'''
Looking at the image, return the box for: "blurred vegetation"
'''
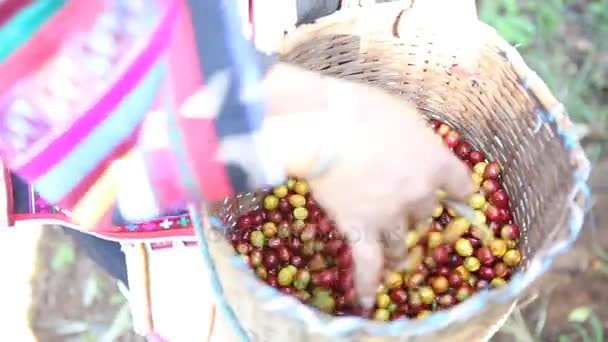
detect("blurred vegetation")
[478,0,608,127]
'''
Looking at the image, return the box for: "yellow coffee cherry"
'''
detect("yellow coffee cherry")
[473,162,488,176]
[468,193,486,209]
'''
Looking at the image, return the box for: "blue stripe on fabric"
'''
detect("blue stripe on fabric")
[185,0,264,138]
[34,64,163,202]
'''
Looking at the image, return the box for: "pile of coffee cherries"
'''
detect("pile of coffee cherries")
[228,119,521,321]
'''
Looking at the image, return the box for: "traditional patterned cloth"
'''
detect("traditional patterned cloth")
[0,0,343,340]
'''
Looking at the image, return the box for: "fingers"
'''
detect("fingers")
[436,152,473,202]
[340,223,384,311]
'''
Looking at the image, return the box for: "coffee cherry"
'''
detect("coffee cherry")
[468,274,478,287]
[489,239,507,257]
[262,222,278,238]
[390,288,408,304]
[473,162,488,176]
[493,262,510,279]
[429,119,441,130]
[294,270,311,290]
[277,222,291,238]
[469,150,485,164]
[264,195,279,210]
[503,249,521,266]
[476,247,495,265]
[311,292,335,314]
[455,265,471,281]
[408,272,426,288]
[490,190,509,209]
[376,293,391,309]
[437,124,451,136]
[255,265,269,279]
[263,250,280,271]
[501,224,521,241]
[268,210,283,223]
[490,278,507,287]
[418,310,434,320]
[418,286,435,305]
[289,194,306,208]
[286,178,296,190]
[291,220,306,235]
[481,179,500,196]
[250,249,263,267]
[374,309,391,321]
[267,237,282,249]
[448,254,463,268]
[435,266,451,277]
[485,205,501,222]
[478,266,496,280]
[273,185,288,198]
[444,131,460,148]
[301,240,315,256]
[338,270,354,292]
[475,279,489,290]
[456,284,473,302]
[250,231,265,248]
[432,276,449,294]
[448,270,463,288]
[278,267,295,286]
[405,230,421,249]
[455,142,472,159]
[278,198,292,213]
[433,245,450,265]
[238,215,254,230]
[277,246,291,263]
[439,211,452,225]
[489,221,501,236]
[291,255,305,268]
[294,180,309,195]
[323,239,343,257]
[428,231,443,249]
[463,257,481,272]
[385,271,404,289]
[439,294,456,308]
[294,207,309,220]
[267,275,279,288]
[236,242,250,255]
[336,247,353,269]
[484,162,501,179]
[468,193,486,210]
[455,238,474,256]
[308,253,327,272]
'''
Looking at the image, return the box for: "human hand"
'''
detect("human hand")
[261,64,473,309]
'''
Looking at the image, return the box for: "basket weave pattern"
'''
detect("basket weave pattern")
[196,3,591,341]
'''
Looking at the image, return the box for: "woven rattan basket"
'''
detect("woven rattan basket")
[194,2,591,341]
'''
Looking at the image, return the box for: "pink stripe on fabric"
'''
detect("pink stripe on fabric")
[163,0,203,106]
[15,0,180,180]
[145,149,187,211]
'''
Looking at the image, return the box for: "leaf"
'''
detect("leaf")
[494,16,536,46]
[100,303,133,342]
[573,323,593,342]
[589,314,604,342]
[569,306,593,323]
[82,272,100,307]
[559,335,572,342]
[52,319,89,335]
[109,293,127,306]
[51,242,76,271]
